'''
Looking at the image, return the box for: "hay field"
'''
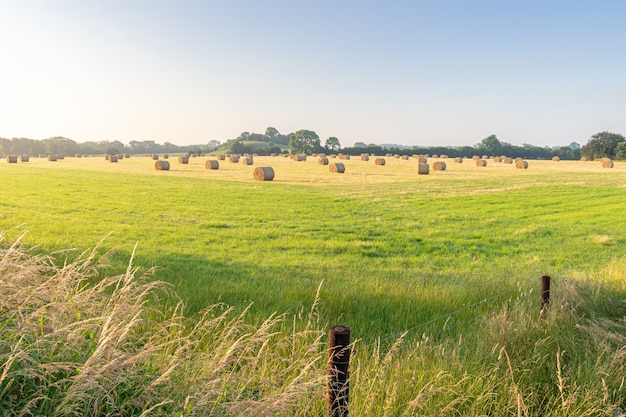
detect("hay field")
[1,154,624,335]
[1,155,625,415]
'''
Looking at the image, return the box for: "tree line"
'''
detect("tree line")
[2,130,624,160]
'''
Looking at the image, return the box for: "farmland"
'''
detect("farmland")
[1,154,625,415]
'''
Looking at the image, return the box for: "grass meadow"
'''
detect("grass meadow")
[1,154,625,415]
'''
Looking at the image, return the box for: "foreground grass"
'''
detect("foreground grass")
[1,234,624,416]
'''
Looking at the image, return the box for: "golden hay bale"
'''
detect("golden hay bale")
[417,163,429,174]
[472,155,479,160]
[57,155,65,159]
[361,154,369,161]
[318,156,329,165]
[218,154,226,160]
[6,155,17,163]
[440,154,448,159]
[48,155,57,162]
[375,158,386,165]
[453,157,463,163]
[433,161,446,171]
[109,155,118,162]
[229,155,240,163]
[417,157,427,163]
[329,162,345,173]
[580,157,588,161]
[206,160,219,170]
[493,156,501,162]
[254,166,274,181]
[432,154,439,158]
[476,159,487,167]
[155,160,170,170]
[386,153,392,157]
[105,154,110,160]
[602,159,614,168]
[552,156,560,161]
[164,154,169,159]
[293,155,306,161]
[152,154,159,160]
[515,159,529,169]
[330,154,337,158]
[401,155,409,160]
[503,158,513,164]
[19,155,29,162]
[240,157,253,165]
[178,156,189,164]
[339,154,350,160]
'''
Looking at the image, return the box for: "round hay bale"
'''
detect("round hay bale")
[329,162,345,173]
[218,154,226,160]
[580,156,588,161]
[503,158,513,164]
[339,154,350,160]
[453,157,463,163]
[178,156,189,164]
[75,153,82,158]
[602,158,614,168]
[375,158,386,165]
[493,156,501,162]
[19,155,29,162]
[476,159,487,167]
[240,157,253,165]
[57,155,65,160]
[417,163,429,175]
[105,154,110,160]
[206,160,219,170]
[432,154,439,158]
[109,155,118,162]
[433,161,446,171]
[417,156,427,163]
[254,166,274,181]
[472,155,479,160]
[229,155,240,163]
[482,155,488,160]
[164,154,169,159]
[152,154,159,160]
[6,155,17,163]
[155,160,170,170]
[552,156,560,162]
[318,156,329,165]
[515,159,529,169]
[401,155,409,160]
[48,155,57,162]
[361,154,369,161]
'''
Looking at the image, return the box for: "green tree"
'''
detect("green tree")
[478,134,503,156]
[325,137,341,152]
[265,127,279,140]
[615,142,626,160]
[289,130,320,154]
[580,131,625,160]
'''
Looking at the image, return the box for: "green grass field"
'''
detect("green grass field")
[1,155,625,415]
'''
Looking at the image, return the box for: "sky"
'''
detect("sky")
[1,1,625,148]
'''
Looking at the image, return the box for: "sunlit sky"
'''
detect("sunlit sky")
[1,1,625,148]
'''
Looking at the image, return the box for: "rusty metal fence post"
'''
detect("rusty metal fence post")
[328,325,351,417]
[541,275,551,312]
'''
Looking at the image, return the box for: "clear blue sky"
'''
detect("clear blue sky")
[1,1,625,148]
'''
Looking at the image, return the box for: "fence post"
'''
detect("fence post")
[328,325,351,417]
[541,275,551,312]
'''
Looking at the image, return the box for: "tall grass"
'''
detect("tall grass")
[1,233,624,415]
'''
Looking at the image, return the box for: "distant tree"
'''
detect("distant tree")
[265,127,279,139]
[615,142,626,160]
[325,137,341,152]
[289,130,320,154]
[580,131,625,160]
[208,140,220,150]
[478,134,503,156]
[354,142,367,148]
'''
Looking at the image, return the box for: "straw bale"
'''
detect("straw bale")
[433,161,446,171]
[318,156,329,165]
[6,155,17,163]
[206,160,219,170]
[476,159,487,167]
[329,162,345,173]
[515,159,528,169]
[155,160,170,170]
[602,158,614,168]
[375,158,386,165]
[254,166,275,181]
[417,163,429,174]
